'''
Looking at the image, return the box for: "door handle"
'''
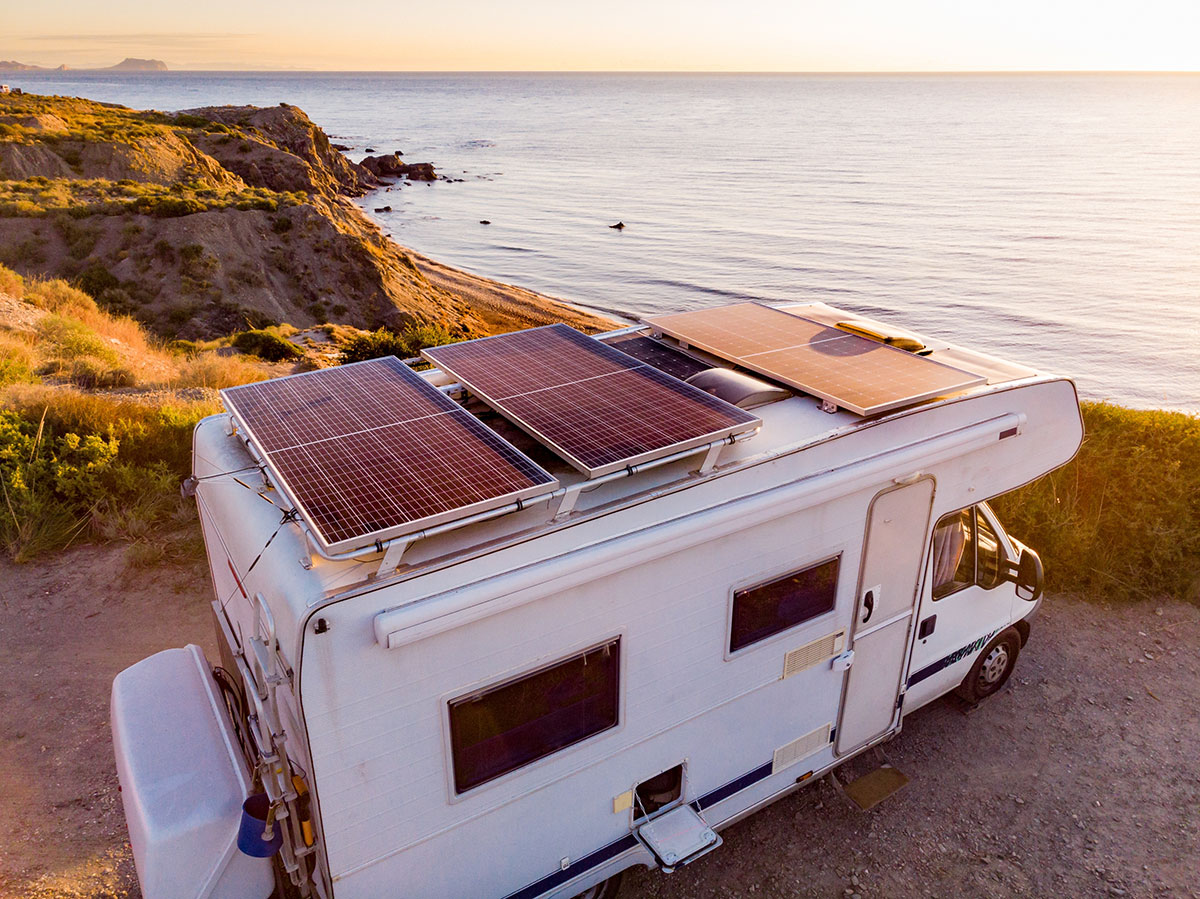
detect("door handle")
[918,615,937,639]
[862,589,875,624]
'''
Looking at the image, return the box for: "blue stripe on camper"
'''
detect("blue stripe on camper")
[692,761,774,812]
[907,629,999,687]
[503,834,638,899]
[505,760,777,898]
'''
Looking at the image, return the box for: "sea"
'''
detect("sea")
[8,71,1200,412]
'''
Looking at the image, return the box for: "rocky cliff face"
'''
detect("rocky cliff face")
[0,93,490,339]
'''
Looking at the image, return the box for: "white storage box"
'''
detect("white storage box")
[111,645,274,899]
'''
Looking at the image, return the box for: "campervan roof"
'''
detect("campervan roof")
[213,301,1041,577]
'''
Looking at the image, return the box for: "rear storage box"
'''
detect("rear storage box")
[111,645,273,899]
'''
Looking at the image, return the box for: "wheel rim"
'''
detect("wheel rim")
[979,644,1010,686]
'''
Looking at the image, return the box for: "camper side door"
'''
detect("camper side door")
[904,504,1017,709]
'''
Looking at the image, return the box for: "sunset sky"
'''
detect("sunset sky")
[4,0,1199,71]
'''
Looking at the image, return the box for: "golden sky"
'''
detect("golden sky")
[4,0,1200,71]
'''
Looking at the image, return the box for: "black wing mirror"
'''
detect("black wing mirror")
[1007,548,1044,602]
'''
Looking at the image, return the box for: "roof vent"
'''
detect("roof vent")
[685,368,791,408]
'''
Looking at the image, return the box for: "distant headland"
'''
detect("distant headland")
[0,58,168,72]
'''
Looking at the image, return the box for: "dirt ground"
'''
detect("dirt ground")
[0,544,1197,899]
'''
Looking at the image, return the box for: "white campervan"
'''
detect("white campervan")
[112,301,1082,899]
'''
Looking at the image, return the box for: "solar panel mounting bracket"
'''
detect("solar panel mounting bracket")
[376,537,413,578]
[820,400,838,414]
[697,441,725,474]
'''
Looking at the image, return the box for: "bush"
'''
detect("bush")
[36,314,118,368]
[993,402,1200,603]
[23,277,99,318]
[76,262,120,299]
[231,329,303,363]
[0,394,218,560]
[0,333,38,386]
[175,354,268,390]
[338,325,456,365]
[0,264,23,298]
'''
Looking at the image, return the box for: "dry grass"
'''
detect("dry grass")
[16,274,186,387]
[0,264,22,298]
[0,177,305,219]
[175,353,269,389]
[0,331,38,386]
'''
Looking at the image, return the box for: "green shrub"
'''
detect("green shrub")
[0,333,38,386]
[76,262,120,298]
[993,402,1200,603]
[24,277,99,317]
[173,113,212,128]
[338,325,456,365]
[36,314,117,367]
[0,395,217,560]
[231,329,302,363]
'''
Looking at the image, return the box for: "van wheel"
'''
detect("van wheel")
[572,872,622,899]
[956,628,1021,704]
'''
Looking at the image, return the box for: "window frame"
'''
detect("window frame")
[930,504,1009,601]
[443,635,623,799]
[725,553,842,656]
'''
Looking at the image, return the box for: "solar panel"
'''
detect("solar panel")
[644,303,986,416]
[221,358,558,554]
[423,324,761,478]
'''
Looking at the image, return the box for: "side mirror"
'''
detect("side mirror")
[1010,548,1044,602]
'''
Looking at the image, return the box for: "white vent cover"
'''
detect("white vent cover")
[782,630,846,680]
[772,723,832,774]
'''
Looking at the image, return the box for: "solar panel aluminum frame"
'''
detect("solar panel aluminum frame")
[221,361,560,557]
[423,326,762,479]
[646,303,986,417]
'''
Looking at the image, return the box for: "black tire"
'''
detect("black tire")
[956,628,1021,704]
[572,872,623,899]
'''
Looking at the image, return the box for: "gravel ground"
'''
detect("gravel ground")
[1,544,1197,898]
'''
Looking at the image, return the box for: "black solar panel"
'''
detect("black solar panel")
[222,358,558,553]
[423,325,761,477]
[601,333,712,382]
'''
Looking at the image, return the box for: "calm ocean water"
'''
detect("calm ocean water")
[9,72,1200,412]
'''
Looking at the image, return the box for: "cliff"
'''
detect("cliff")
[0,92,611,339]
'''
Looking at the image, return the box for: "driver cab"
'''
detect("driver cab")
[905,502,1040,710]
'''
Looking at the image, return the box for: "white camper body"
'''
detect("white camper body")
[113,303,1082,899]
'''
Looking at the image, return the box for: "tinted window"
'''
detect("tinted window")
[931,508,975,599]
[932,506,1007,599]
[730,557,839,652]
[448,639,619,793]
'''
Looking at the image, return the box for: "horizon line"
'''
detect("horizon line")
[4,67,1200,75]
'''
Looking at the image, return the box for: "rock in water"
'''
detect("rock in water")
[609,221,625,230]
[360,153,437,181]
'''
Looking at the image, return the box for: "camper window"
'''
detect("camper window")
[730,557,839,652]
[931,506,1005,599]
[448,639,620,793]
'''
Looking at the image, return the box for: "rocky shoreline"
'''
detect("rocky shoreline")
[0,91,614,340]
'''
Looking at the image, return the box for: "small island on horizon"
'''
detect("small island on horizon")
[0,57,168,72]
